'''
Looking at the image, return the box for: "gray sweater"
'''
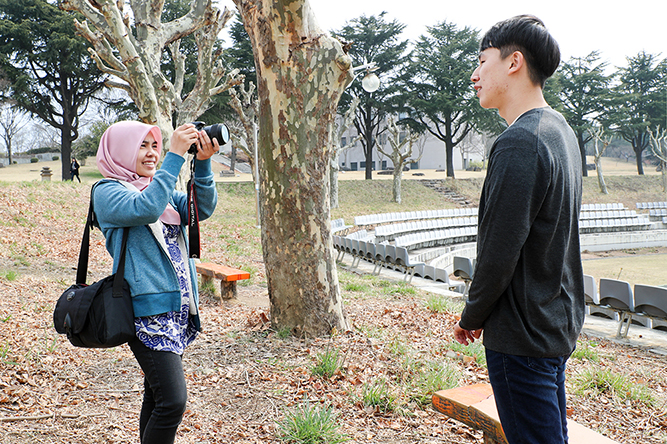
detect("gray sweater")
[459,107,585,358]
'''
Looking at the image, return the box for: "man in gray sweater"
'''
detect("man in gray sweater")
[453,15,584,444]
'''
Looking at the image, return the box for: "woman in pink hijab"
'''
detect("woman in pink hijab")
[94,122,219,444]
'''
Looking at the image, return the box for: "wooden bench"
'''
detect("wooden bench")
[432,383,619,444]
[195,262,250,301]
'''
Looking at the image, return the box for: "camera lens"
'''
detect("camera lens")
[188,122,230,154]
[205,123,230,146]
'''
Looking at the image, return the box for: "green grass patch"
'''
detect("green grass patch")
[386,336,409,357]
[275,326,292,339]
[571,368,655,406]
[338,269,422,301]
[198,278,217,300]
[3,270,18,281]
[80,169,104,181]
[571,340,600,362]
[311,346,344,379]
[406,360,461,406]
[276,401,348,444]
[423,294,463,314]
[331,180,449,223]
[343,281,370,292]
[381,281,417,297]
[445,340,487,367]
[360,379,398,413]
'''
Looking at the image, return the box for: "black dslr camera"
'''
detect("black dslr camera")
[188,121,230,154]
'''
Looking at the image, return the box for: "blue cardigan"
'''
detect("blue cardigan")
[93,152,218,327]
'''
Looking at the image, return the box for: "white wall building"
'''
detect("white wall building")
[337,122,491,172]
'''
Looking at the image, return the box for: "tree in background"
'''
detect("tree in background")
[233,0,353,336]
[228,81,259,182]
[330,97,361,208]
[378,116,421,204]
[0,103,28,165]
[225,14,259,175]
[332,12,410,180]
[71,119,111,164]
[225,14,256,88]
[60,0,243,183]
[648,127,667,194]
[0,0,109,179]
[401,21,495,178]
[554,51,612,177]
[590,126,612,194]
[607,52,667,175]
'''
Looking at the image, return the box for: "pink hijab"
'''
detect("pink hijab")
[96,121,181,225]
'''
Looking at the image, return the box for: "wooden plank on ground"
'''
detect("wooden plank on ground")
[433,384,620,444]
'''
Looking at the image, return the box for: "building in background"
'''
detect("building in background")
[338,123,492,172]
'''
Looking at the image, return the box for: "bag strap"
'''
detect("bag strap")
[76,183,129,297]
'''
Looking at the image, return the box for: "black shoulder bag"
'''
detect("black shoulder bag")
[53,186,135,348]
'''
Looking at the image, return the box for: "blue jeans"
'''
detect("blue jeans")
[486,349,570,444]
[129,339,188,444]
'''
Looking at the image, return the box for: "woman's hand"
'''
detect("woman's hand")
[193,128,220,161]
[170,124,200,157]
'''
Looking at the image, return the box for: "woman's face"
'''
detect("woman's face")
[136,131,159,177]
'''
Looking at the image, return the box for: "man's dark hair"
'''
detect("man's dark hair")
[480,15,560,88]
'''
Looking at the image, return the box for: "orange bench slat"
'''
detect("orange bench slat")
[196,262,250,282]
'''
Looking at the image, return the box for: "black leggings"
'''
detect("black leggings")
[129,339,188,444]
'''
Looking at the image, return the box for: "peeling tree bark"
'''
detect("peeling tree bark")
[233,0,353,336]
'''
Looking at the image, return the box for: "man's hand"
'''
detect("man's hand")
[453,321,483,346]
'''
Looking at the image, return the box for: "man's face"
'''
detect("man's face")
[470,47,510,110]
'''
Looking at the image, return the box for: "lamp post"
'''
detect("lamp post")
[352,61,380,93]
[253,121,260,227]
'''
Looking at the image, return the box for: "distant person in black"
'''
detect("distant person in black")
[70,157,81,182]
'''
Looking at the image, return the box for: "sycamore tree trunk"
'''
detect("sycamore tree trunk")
[392,168,402,204]
[594,155,608,194]
[330,150,341,208]
[592,130,610,194]
[234,0,352,336]
[379,117,419,204]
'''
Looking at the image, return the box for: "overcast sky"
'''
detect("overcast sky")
[217,0,664,70]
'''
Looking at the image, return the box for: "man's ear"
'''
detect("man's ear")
[508,51,525,74]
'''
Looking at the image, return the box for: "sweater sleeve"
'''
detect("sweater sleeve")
[459,132,550,330]
[94,152,185,228]
[171,157,218,222]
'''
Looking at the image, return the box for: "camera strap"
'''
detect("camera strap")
[187,157,200,258]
